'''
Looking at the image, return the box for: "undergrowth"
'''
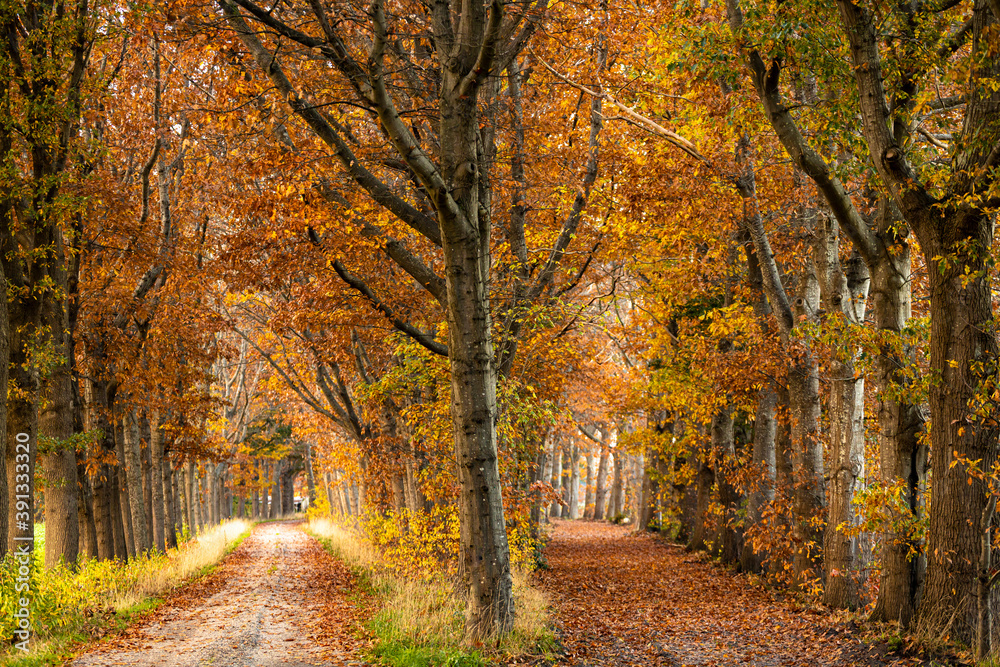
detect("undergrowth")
[0,519,253,667]
[308,516,556,667]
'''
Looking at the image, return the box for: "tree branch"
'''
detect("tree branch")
[331,259,449,357]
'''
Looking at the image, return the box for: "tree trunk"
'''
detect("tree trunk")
[550,443,563,519]
[186,459,196,534]
[149,411,166,552]
[868,216,926,626]
[305,444,317,506]
[39,340,79,568]
[140,420,153,549]
[594,444,611,521]
[77,456,98,559]
[713,405,742,566]
[609,451,623,520]
[5,342,37,555]
[687,455,714,551]
[92,463,115,560]
[915,237,999,644]
[122,413,151,555]
[391,473,406,512]
[165,459,178,549]
[115,432,136,560]
[742,386,776,573]
[817,215,869,609]
[529,447,547,528]
[583,449,596,519]
[269,460,280,518]
[568,444,581,519]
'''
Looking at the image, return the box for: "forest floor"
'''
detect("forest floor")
[535,519,927,667]
[67,520,370,667]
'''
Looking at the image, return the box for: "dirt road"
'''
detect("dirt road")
[536,520,913,667]
[70,521,368,667]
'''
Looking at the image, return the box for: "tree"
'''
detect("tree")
[834,0,1000,642]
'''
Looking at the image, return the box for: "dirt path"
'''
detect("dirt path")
[70,521,369,667]
[536,520,912,667]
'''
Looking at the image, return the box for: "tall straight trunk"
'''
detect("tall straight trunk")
[540,439,554,522]
[92,463,115,560]
[816,217,870,609]
[391,473,406,512]
[305,444,317,506]
[831,0,1000,642]
[122,413,151,555]
[5,343,37,555]
[609,451,623,520]
[915,237,999,643]
[106,465,126,560]
[593,446,611,521]
[281,467,295,514]
[342,482,353,516]
[39,300,79,567]
[208,465,218,525]
[714,405,742,566]
[583,450,596,519]
[788,357,824,584]
[252,488,260,519]
[529,447,547,528]
[270,459,281,519]
[149,411,166,552]
[551,444,564,518]
[198,463,208,530]
[77,457,98,559]
[568,445,581,519]
[141,423,153,548]
[185,459,196,534]
[742,386,776,573]
[403,458,420,513]
[868,218,926,626]
[687,456,714,551]
[114,456,135,560]
[165,460,178,548]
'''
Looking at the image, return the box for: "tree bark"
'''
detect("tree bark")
[567,444,581,520]
[714,406,742,566]
[742,386,776,572]
[122,413,151,554]
[77,456,98,559]
[149,410,166,552]
[834,0,1000,642]
[39,325,79,567]
[593,444,611,521]
[551,443,564,519]
[609,451,623,520]
[817,215,869,609]
[583,449,596,519]
[270,459,282,519]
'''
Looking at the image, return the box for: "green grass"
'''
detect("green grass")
[307,522,556,667]
[309,530,487,667]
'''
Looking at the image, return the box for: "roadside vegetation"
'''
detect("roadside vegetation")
[308,516,555,667]
[0,519,252,667]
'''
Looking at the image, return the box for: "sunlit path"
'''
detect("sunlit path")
[69,521,368,667]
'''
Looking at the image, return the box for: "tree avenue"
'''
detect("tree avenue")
[2,0,1000,661]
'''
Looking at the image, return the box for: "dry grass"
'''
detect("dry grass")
[0,519,253,667]
[111,519,252,610]
[308,517,553,661]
